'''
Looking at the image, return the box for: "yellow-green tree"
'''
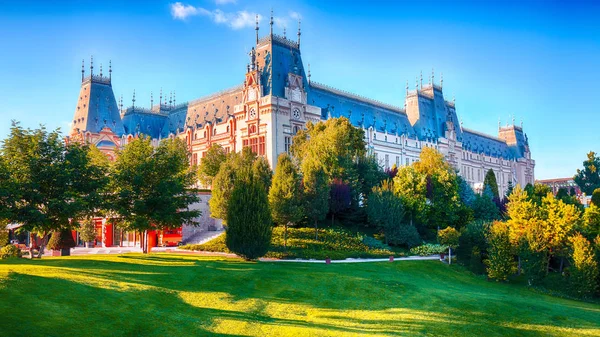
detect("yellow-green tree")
[438,227,460,264]
[485,221,516,281]
[569,233,599,298]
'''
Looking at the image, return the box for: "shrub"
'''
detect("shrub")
[0,229,9,247]
[1,244,22,259]
[438,227,460,248]
[389,225,421,248]
[569,234,599,298]
[592,188,600,207]
[79,219,96,243]
[361,235,390,250]
[485,221,516,281]
[410,243,448,256]
[225,178,272,260]
[47,229,77,250]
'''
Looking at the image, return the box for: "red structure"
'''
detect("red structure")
[536,177,581,196]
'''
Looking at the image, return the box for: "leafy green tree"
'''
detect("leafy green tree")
[483,169,500,200]
[252,156,272,193]
[438,227,460,264]
[556,188,569,201]
[110,137,200,253]
[393,165,427,228]
[592,188,600,207]
[485,221,516,281]
[457,176,476,207]
[457,221,489,274]
[197,144,227,187]
[574,151,600,195]
[226,177,272,260]
[581,204,600,241]
[368,180,405,245]
[569,233,599,298]
[303,164,330,240]
[1,122,107,257]
[413,148,462,235]
[269,153,304,249]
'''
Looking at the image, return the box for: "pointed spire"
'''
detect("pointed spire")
[270,9,273,37]
[169,91,173,107]
[173,91,176,106]
[100,64,103,77]
[453,95,456,105]
[283,26,286,39]
[440,72,443,89]
[297,19,301,48]
[255,14,259,44]
[151,91,154,108]
[119,94,123,111]
[415,76,419,91]
[406,80,409,95]
[160,88,163,107]
[431,68,435,85]
[90,55,94,76]
[512,115,515,125]
[109,60,112,81]
[308,63,311,83]
[81,59,85,82]
[521,118,523,128]
[132,90,136,107]
[420,71,423,89]
[498,118,501,131]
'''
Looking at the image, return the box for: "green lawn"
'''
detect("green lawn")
[1,255,599,336]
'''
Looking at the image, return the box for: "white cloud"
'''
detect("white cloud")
[215,0,237,4]
[289,11,302,20]
[170,2,260,29]
[273,17,288,29]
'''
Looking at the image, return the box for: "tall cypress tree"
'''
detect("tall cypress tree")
[483,169,500,200]
[269,153,304,249]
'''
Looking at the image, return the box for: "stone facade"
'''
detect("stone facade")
[68,22,535,201]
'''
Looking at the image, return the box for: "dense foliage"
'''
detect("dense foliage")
[46,229,77,250]
[574,151,600,195]
[110,137,200,253]
[0,244,21,259]
[197,143,227,187]
[225,178,272,260]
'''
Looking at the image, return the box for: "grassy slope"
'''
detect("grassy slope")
[0,255,598,336]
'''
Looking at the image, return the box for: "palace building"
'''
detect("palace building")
[69,15,535,230]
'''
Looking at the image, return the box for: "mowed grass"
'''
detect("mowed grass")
[0,255,599,336]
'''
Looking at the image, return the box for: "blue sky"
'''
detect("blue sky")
[0,0,598,179]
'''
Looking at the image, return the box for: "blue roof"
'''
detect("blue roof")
[71,76,125,136]
[122,108,168,139]
[462,128,515,160]
[307,82,415,137]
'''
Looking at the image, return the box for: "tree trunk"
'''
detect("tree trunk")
[314,220,318,240]
[143,230,148,254]
[559,256,564,273]
[518,256,521,275]
[36,232,49,259]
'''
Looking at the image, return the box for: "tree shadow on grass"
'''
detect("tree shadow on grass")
[2,256,599,336]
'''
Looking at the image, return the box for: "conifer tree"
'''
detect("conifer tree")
[303,163,330,240]
[226,177,272,260]
[269,153,303,249]
[483,169,500,200]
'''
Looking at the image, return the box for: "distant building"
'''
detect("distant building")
[536,177,581,196]
[67,14,535,243]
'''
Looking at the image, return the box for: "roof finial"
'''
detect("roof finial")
[283,26,286,39]
[151,91,154,108]
[431,68,435,85]
[297,19,301,47]
[520,118,523,128]
[99,64,103,77]
[173,91,176,106]
[460,117,463,129]
[453,95,456,104]
[169,91,173,107]
[255,14,259,44]
[512,115,515,125]
[132,90,136,107]
[109,60,112,81]
[440,72,443,89]
[415,76,419,91]
[90,55,94,76]
[159,88,163,107]
[498,118,501,131]
[270,9,273,37]
[81,59,85,82]
[420,71,423,89]
[406,80,409,95]
[119,94,123,111]
[308,63,311,83]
